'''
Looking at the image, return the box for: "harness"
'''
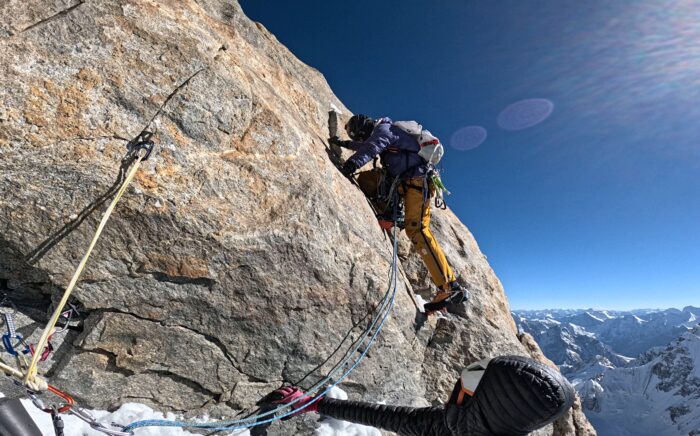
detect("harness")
[379,120,449,209]
[399,168,448,210]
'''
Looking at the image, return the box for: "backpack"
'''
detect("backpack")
[392,120,445,165]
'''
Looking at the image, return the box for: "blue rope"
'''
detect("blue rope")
[124,222,400,433]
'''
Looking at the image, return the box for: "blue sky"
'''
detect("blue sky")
[240,1,700,310]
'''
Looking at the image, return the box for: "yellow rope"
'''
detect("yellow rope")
[0,359,47,391]
[17,350,29,370]
[23,154,145,387]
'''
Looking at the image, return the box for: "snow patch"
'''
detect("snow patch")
[583,312,604,323]
[314,387,381,436]
[2,383,390,436]
[414,294,428,312]
[17,399,249,436]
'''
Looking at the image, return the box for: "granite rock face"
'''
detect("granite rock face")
[0,1,594,434]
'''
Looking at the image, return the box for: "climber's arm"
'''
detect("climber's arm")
[342,139,363,151]
[343,123,392,173]
[317,398,451,436]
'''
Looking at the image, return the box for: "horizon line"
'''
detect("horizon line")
[511,305,699,312]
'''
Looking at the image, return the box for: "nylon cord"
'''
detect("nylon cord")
[23,154,145,386]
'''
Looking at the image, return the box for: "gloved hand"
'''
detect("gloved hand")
[341,160,357,178]
[329,136,352,148]
[266,386,321,419]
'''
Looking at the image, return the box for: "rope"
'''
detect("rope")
[123,197,402,433]
[9,129,398,434]
[23,152,146,387]
[0,357,47,391]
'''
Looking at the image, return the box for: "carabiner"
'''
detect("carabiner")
[54,303,79,335]
[2,332,30,357]
[29,340,54,362]
[47,385,74,414]
[0,295,14,310]
[0,300,29,356]
[26,385,73,415]
[26,390,47,411]
[125,131,155,161]
[70,407,134,435]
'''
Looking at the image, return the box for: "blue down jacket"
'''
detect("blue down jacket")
[345,118,428,179]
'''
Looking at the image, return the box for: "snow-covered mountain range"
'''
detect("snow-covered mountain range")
[513,307,700,436]
[579,327,700,436]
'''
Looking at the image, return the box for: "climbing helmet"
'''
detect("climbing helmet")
[345,114,375,141]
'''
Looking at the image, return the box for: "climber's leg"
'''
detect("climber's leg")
[402,177,455,287]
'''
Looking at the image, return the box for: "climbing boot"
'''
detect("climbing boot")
[445,281,469,317]
[423,291,451,314]
[375,205,405,231]
[424,282,469,315]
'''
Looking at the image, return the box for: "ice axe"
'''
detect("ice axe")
[328,109,343,163]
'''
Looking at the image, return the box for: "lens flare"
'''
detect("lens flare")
[450,126,488,150]
[497,99,554,131]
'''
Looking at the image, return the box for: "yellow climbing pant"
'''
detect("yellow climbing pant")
[356,171,455,288]
[401,177,455,288]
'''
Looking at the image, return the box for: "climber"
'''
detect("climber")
[264,354,575,436]
[329,114,465,314]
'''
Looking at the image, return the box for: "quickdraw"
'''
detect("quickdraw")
[428,167,449,210]
[27,385,135,435]
[23,138,152,388]
[10,133,155,435]
[0,300,30,357]
[2,332,30,358]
